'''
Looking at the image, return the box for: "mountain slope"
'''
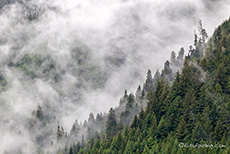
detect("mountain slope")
[65,18,230,154]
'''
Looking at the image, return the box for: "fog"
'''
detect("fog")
[0,0,230,153]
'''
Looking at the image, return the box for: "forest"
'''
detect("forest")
[59,18,230,154]
[1,1,230,154]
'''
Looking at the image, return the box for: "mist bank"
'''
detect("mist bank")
[0,0,230,153]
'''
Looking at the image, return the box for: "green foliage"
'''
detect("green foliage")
[67,18,230,154]
[143,69,154,92]
[106,108,117,139]
[15,54,58,79]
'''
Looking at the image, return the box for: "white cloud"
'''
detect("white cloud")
[0,0,230,153]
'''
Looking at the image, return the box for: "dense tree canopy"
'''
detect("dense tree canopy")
[60,18,230,154]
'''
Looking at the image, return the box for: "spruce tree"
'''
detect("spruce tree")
[106,108,117,139]
[143,69,153,92]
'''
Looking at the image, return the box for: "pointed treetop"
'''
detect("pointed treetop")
[170,51,176,65]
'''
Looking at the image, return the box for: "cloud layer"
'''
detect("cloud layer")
[0,0,230,153]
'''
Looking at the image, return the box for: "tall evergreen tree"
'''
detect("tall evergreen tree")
[143,69,153,92]
[106,108,117,139]
[170,51,176,65]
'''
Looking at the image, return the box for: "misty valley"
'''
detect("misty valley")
[0,0,230,154]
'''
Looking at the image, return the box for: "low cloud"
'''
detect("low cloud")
[0,0,230,153]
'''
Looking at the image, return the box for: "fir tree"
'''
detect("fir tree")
[143,69,153,92]
[106,108,117,139]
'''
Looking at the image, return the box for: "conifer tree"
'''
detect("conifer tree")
[175,117,187,141]
[194,30,198,47]
[214,119,224,141]
[198,19,208,44]
[36,104,43,121]
[135,85,142,100]
[143,69,153,92]
[57,122,64,141]
[176,47,185,67]
[106,108,117,139]
[125,93,135,110]
[192,121,206,143]
[170,51,176,65]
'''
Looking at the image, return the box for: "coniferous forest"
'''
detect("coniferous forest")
[1,1,230,154]
[61,18,230,154]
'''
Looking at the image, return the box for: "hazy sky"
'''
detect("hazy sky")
[0,0,230,153]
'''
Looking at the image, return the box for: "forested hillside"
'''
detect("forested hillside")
[52,44,185,154]
[1,1,230,154]
[63,18,230,154]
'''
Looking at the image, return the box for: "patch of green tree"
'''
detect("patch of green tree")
[14,54,59,80]
[61,18,230,154]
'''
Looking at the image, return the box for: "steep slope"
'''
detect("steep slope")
[65,18,230,154]
[1,1,230,154]
[31,47,184,154]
